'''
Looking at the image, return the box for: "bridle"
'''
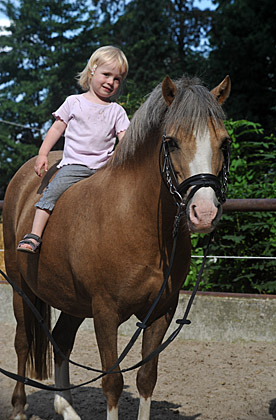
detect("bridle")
[160,131,231,208]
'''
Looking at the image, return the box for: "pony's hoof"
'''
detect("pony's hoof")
[9,410,27,420]
[54,395,81,420]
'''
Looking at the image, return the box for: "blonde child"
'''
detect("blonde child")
[17,45,129,253]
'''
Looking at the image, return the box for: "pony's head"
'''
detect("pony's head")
[161,75,231,233]
[111,74,231,234]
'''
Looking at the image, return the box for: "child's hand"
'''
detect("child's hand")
[35,155,48,177]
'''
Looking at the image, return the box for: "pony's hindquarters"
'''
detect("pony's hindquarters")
[2,156,55,419]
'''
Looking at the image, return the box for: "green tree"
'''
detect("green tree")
[96,0,212,97]
[92,0,126,23]
[96,0,177,97]
[167,0,212,74]
[0,0,97,198]
[206,0,276,133]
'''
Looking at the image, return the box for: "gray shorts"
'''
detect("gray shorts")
[35,164,96,212]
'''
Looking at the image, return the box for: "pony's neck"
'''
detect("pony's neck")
[109,126,163,170]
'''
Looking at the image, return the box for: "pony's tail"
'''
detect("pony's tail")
[27,298,52,380]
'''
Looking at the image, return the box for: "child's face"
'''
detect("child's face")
[90,61,123,101]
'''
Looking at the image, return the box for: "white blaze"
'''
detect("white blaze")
[190,127,212,175]
[187,127,220,232]
[189,127,214,201]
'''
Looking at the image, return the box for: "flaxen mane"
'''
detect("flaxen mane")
[110,75,225,167]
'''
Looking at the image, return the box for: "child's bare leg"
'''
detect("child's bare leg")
[18,208,51,251]
[32,208,51,237]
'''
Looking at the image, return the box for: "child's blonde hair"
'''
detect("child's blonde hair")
[77,45,128,91]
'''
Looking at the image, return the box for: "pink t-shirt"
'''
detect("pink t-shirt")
[53,94,130,169]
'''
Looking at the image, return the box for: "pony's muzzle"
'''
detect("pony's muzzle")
[186,187,222,233]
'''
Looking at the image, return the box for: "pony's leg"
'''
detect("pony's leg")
[10,290,31,420]
[136,304,177,420]
[52,312,84,420]
[10,278,51,420]
[93,305,123,420]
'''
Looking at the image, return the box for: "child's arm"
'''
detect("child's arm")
[117,131,126,142]
[35,120,67,177]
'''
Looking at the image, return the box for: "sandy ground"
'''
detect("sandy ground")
[1,321,276,420]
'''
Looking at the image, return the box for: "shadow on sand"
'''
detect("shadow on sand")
[24,385,201,420]
[269,399,276,419]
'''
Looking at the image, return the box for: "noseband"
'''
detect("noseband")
[160,132,231,207]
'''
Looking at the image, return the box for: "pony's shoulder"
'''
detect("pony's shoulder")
[47,150,63,166]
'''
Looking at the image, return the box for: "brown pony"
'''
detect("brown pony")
[3,74,230,420]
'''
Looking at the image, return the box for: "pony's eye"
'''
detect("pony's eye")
[221,138,232,150]
[167,137,179,150]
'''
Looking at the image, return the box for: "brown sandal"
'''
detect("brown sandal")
[17,233,42,254]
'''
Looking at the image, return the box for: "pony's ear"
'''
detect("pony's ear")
[162,76,177,106]
[210,75,231,105]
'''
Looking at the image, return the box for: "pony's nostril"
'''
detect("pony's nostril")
[190,205,201,225]
[192,205,198,220]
